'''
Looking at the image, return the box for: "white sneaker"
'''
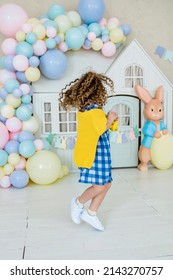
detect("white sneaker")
[71,197,84,224]
[81,210,104,231]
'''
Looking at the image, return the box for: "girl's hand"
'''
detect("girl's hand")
[107,111,118,123]
[106,111,118,130]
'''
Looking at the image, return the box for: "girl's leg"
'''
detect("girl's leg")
[80,183,111,231]
[79,183,111,211]
[89,183,111,212]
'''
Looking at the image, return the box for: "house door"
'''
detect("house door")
[104,95,140,168]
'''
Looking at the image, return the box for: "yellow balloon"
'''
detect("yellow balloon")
[58,32,65,42]
[33,24,46,39]
[0,167,5,179]
[67,11,81,27]
[8,153,21,166]
[3,164,14,175]
[26,150,62,184]
[6,94,21,108]
[27,18,40,27]
[55,15,72,33]
[59,168,64,179]
[25,67,41,82]
[110,28,123,43]
[91,38,103,51]
[62,165,69,176]
[106,22,118,31]
[16,31,26,42]
[22,116,39,133]
[1,104,15,118]
[151,132,173,170]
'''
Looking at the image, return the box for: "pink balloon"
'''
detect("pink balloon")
[13,55,29,71]
[46,27,57,38]
[107,17,120,26]
[0,4,28,37]
[0,69,16,84]
[0,176,11,188]
[0,122,9,149]
[101,41,116,57]
[33,40,47,56]
[22,23,32,34]
[59,42,68,52]
[19,84,30,95]
[87,32,96,42]
[1,38,18,55]
[99,18,107,26]
[34,139,44,151]
[15,157,26,170]
[6,117,22,132]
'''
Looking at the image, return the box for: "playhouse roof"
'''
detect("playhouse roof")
[33,39,173,93]
[106,39,173,89]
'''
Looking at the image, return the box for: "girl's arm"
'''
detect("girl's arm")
[106,111,118,130]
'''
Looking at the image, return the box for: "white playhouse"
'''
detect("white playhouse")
[33,39,173,171]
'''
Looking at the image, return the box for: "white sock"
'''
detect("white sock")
[76,197,84,208]
[87,209,97,216]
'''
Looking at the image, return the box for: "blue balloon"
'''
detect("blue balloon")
[3,55,15,72]
[78,0,105,24]
[10,170,29,188]
[21,95,32,104]
[19,140,36,158]
[39,50,68,79]
[0,87,8,99]
[0,56,5,68]
[43,20,59,31]
[120,24,132,36]
[78,25,89,37]
[16,71,29,83]
[46,38,56,49]
[4,79,20,93]
[16,42,33,58]
[5,140,19,154]
[29,56,40,68]
[47,4,65,20]
[0,115,6,123]
[65,28,85,49]
[16,105,32,121]
[88,23,102,37]
[0,101,6,109]
[0,150,8,166]
[18,131,35,142]
[13,88,23,98]
[26,32,37,45]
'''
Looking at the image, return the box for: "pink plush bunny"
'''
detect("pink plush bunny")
[135,85,168,171]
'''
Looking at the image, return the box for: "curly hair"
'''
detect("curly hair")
[59,71,115,111]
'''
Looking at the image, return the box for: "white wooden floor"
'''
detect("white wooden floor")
[0,167,173,260]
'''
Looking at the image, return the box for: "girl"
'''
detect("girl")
[59,71,118,231]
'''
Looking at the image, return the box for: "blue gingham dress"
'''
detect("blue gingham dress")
[79,105,112,186]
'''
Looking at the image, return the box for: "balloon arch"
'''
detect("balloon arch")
[0,0,131,188]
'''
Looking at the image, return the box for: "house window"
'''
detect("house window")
[125,65,144,88]
[112,103,131,126]
[58,103,77,133]
[43,102,52,133]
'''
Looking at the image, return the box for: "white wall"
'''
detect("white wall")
[0,0,173,84]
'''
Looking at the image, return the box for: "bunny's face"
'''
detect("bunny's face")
[144,99,164,121]
[135,85,164,122]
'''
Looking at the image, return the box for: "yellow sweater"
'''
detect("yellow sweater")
[74,109,107,168]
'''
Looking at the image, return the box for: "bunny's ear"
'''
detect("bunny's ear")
[135,85,152,104]
[155,86,164,102]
